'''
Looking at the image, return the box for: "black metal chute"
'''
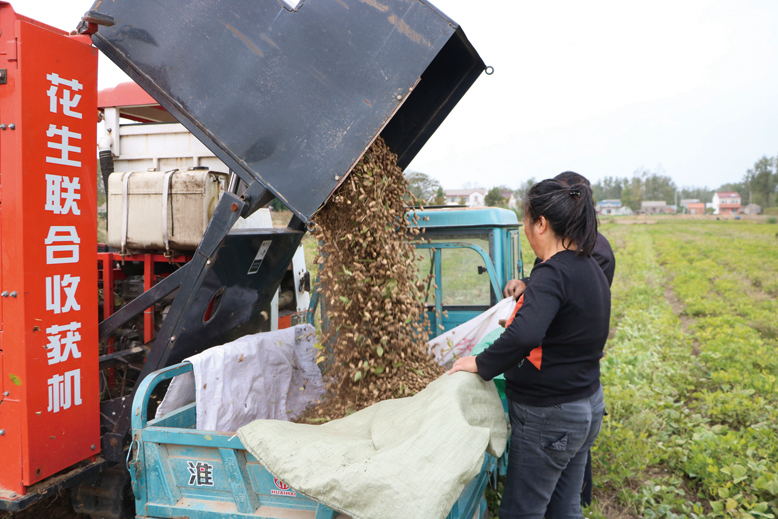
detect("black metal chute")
[89,0,485,223]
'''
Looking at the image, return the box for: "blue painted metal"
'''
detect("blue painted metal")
[412,207,523,336]
[508,229,525,280]
[409,207,519,229]
[433,248,443,334]
[416,242,502,300]
[130,362,496,518]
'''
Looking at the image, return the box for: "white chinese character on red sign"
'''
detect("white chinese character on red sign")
[45,225,80,264]
[47,369,83,413]
[46,274,80,314]
[46,125,82,167]
[46,73,83,119]
[45,174,81,215]
[45,321,82,365]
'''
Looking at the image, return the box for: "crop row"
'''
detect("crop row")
[591,222,777,519]
[648,223,777,517]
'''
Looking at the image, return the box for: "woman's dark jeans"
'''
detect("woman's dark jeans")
[499,386,605,519]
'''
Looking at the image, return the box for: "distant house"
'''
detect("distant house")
[640,200,675,215]
[596,199,632,216]
[743,203,762,215]
[686,202,706,215]
[679,199,701,213]
[711,191,741,215]
[499,189,518,209]
[444,188,485,207]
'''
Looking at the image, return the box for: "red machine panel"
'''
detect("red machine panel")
[0,4,99,493]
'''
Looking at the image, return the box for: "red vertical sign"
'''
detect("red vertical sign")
[0,5,98,492]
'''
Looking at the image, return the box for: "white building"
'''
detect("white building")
[499,189,518,209]
[711,191,742,215]
[596,199,632,216]
[444,188,485,207]
[640,200,675,214]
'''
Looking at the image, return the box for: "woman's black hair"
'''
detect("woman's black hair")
[553,171,591,187]
[524,179,598,256]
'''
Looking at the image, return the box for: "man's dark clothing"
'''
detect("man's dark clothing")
[592,233,615,285]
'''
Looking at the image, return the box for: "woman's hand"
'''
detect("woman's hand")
[447,356,478,375]
[503,279,527,299]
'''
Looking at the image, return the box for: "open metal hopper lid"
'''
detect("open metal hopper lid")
[90,0,485,223]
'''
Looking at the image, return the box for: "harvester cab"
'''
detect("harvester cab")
[411,206,524,336]
[0,0,488,516]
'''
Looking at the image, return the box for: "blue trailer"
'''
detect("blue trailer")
[128,362,497,519]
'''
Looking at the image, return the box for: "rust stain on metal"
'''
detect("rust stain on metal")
[387,14,430,47]
[259,33,281,51]
[358,0,389,13]
[224,23,265,57]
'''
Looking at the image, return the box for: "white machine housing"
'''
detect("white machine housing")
[99,83,311,322]
[107,168,227,252]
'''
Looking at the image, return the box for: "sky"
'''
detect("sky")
[16,1,778,190]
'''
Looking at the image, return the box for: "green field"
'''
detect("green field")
[589,220,778,518]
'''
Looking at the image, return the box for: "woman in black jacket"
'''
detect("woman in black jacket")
[448,179,610,519]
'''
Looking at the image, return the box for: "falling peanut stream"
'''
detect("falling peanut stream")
[307,138,441,419]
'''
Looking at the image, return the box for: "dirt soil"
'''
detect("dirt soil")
[0,493,86,519]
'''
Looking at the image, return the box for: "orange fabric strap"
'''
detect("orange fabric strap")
[505,294,543,370]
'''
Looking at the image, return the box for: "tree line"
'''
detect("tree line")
[406,154,778,211]
[590,156,777,210]
[726,155,778,208]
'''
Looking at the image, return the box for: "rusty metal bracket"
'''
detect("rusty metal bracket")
[76,10,115,35]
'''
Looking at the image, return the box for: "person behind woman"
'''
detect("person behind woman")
[448,179,610,518]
